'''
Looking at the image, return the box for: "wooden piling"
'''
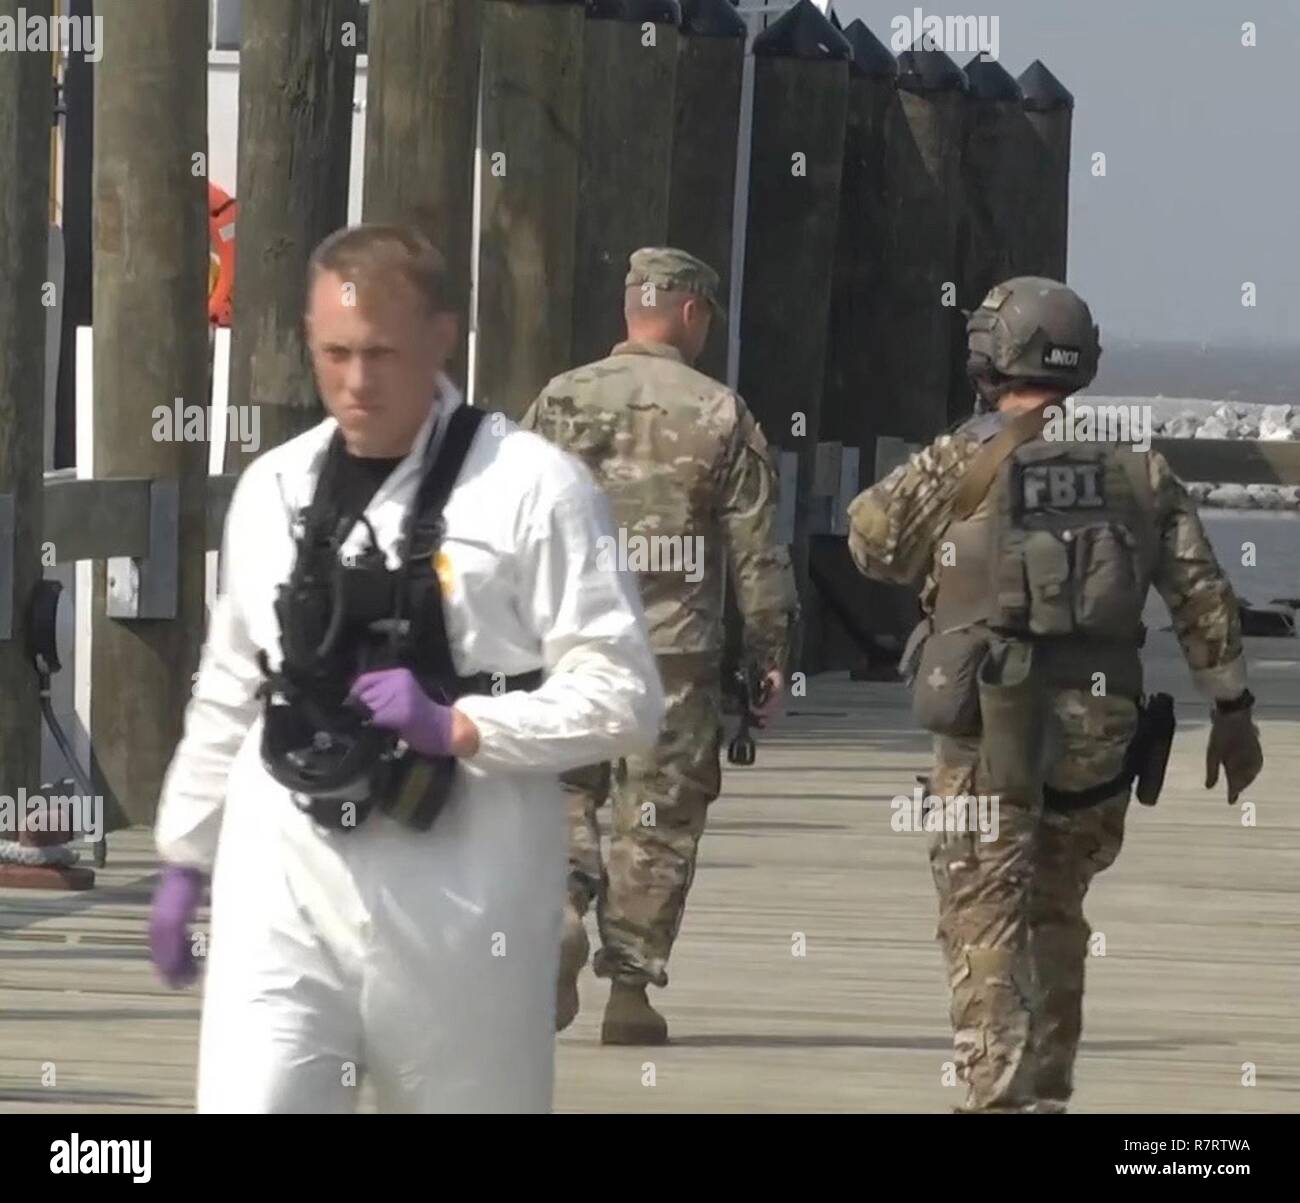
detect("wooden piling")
[666,0,746,385]
[225,0,359,473]
[475,0,585,420]
[820,19,897,487]
[363,0,482,382]
[53,0,93,472]
[959,57,1028,307]
[571,1,682,368]
[1018,60,1073,281]
[737,1,850,669]
[90,0,208,826]
[0,0,54,845]
[951,55,1028,421]
[812,18,905,677]
[876,47,968,442]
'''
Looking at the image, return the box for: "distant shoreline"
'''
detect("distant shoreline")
[1091,340,1300,408]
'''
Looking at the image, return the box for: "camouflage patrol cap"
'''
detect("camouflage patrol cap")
[626,246,727,322]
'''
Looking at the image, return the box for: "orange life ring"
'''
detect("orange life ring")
[208,182,237,326]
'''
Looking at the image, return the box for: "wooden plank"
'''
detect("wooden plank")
[1151,437,1300,487]
[39,471,237,571]
[41,476,151,562]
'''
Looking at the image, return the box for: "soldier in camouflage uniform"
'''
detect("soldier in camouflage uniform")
[846,277,1263,1112]
[521,248,798,1044]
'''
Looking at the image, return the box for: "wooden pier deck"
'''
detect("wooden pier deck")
[2,630,1297,1113]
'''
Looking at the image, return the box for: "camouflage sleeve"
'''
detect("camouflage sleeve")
[846,434,982,589]
[1146,450,1248,700]
[517,390,544,434]
[719,403,798,671]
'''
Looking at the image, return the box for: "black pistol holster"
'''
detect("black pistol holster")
[257,404,541,833]
[1131,691,1176,806]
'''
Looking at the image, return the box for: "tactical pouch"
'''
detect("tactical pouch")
[899,618,931,687]
[1022,530,1073,636]
[380,753,457,831]
[1074,523,1144,639]
[374,668,543,831]
[976,640,1047,804]
[910,625,992,737]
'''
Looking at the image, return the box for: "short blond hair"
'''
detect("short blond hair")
[307,222,456,315]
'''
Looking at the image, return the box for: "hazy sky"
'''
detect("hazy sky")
[831,0,1300,347]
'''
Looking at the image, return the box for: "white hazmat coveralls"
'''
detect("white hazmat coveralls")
[154,380,664,1113]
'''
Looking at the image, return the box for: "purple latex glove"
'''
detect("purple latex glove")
[149,865,206,988]
[347,667,455,758]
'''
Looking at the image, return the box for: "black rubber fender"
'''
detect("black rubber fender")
[26,578,64,675]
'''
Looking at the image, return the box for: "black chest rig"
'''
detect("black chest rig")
[255,404,539,832]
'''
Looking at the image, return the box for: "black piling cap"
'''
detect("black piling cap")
[829,6,844,31]
[679,0,746,37]
[586,0,682,24]
[896,44,969,94]
[844,19,898,80]
[1019,60,1074,112]
[753,0,853,60]
[964,55,1022,101]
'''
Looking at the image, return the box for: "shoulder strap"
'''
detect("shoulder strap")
[395,404,487,687]
[408,403,488,545]
[1116,446,1159,574]
[300,429,349,538]
[951,407,1048,521]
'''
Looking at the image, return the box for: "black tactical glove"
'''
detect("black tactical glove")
[1205,690,1263,805]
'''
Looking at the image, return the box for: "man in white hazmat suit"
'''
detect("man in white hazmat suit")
[148,223,665,1113]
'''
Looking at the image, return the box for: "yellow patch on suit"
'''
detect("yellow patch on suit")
[433,550,454,592]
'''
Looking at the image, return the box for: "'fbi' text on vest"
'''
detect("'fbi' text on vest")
[1021,463,1106,511]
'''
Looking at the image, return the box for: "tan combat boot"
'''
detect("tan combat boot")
[555,906,589,1032]
[600,981,668,1046]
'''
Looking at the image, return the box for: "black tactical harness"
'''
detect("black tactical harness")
[256,403,541,832]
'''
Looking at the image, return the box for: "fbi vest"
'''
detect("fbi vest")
[930,417,1159,700]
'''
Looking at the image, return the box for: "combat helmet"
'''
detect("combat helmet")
[966,277,1101,411]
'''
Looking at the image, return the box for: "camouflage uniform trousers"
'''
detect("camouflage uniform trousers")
[927,688,1136,1113]
[562,653,723,989]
